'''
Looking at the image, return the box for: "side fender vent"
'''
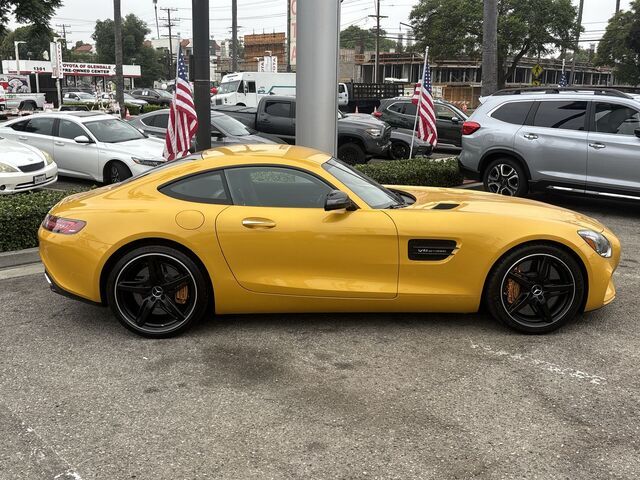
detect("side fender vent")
[431,203,460,210]
[408,239,457,261]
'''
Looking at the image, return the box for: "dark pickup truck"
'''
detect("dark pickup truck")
[211,95,391,164]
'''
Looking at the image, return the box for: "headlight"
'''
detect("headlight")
[131,157,164,167]
[42,150,55,165]
[578,230,612,258]
[365,128,382,138]
[0,161,19,173]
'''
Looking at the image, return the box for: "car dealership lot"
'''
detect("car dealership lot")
[1,193,639,480]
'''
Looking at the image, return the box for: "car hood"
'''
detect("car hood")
[340,114,387,128]
[99,137,165,159]
[0,137,46,166]
[389,186,606,232]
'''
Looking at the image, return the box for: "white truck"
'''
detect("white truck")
[211,72,296,107]
[0,76,47,111]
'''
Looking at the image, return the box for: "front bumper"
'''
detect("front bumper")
[0,164,58,194]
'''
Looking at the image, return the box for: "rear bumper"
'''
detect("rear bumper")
[44,270,104,307]
[457,159,481,181]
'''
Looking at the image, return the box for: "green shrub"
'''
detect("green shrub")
[356,157,463,187]
[139,104,168,114]
[0,190,82,252]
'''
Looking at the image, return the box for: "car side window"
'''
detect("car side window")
[595,103,640,136]
[436,105,456,120]
[9,119,29,131]
[153,113,169,129]
[403,102,417,116]
[224,166,333,208]
[264,101,291,118]
[387,103,404,113]
[533,101,587,131]
[24,117,55,136]
[491,101,534,125]
[58,119,87,140]
[247,81,256,93]
[160,170,230,204]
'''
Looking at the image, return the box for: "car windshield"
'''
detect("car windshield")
[123,93,135,101]
[323,158,403,209]
[77,92,95,99]
[212,114,252,136]
[157,90,173,99]
[218,80,241,94]
[84,118,146,143]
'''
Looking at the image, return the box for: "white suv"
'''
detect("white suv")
[459,88,640,199]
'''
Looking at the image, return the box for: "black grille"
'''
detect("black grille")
[19,161,45,173]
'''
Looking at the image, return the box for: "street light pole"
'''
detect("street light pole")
[231,0,238,72]
[192,0,211,151]
[14,41,26,75]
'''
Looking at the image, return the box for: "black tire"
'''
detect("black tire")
[236,103,246,107]
[19,101,36,111]
[337,142,366,165]
[483,157,528,197]
[389,140,410,160]
[485,244,585,334]
[106,246,210,338]
[105,161,132,184]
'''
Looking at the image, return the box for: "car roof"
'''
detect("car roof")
[201,144,331,166]
[4,111,115,123]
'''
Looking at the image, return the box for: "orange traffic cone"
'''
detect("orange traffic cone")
[125,108,131,120]
[355,105,359,114]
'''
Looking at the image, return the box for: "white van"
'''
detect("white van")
[212,72,296,107]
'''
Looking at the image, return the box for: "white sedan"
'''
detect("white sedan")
[0,112,166,184]
[0,136,57,194]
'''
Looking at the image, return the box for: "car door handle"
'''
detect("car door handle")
[18,136,28,141]
[589,142,606,150]
[54,141,65,146]
[242,217,276,229]
[523,133,538,140]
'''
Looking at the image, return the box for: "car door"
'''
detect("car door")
[587,101,640,195]
[16,117,55,156]
[140,112,168,138]
[258,99,294,136]
[513,100,588,189]
[53,118,100,178]
[400,101,418,129]
[435,104,462,146]
[215,165,399,298]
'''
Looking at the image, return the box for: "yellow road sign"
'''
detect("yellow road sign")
[532,64,544,78]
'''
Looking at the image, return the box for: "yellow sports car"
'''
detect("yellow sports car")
[39,145,620,338]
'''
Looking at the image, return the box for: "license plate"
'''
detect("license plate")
[33,174,47,184]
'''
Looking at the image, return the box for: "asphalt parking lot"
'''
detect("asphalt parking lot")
[1,192,639,480]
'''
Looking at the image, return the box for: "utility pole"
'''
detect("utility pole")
[192,0,211,150]
[481,0,498,94]
[286,0,291,72]
[616,0,621,13]
[56,24,72,49]
[369,0,387,83]
[160,7,179,79]
[114,0,125,118]
[570,0,584,85]
[153,0,160,39]
[231,0,238,72]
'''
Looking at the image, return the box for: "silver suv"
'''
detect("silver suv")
[459,88,640,199]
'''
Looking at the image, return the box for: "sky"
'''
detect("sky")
[6,0,635,48]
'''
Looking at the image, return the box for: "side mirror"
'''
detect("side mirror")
[451,116,460,124]
[211,129,225,139]
[73,135,92,144]
[635,128,640,139]
[324,190,354,211]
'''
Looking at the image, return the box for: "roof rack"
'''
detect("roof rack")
[492,87,633,99]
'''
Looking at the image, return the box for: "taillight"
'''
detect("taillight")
[42,214,86,234]
[462,121,481,135]
[372,111,382,118]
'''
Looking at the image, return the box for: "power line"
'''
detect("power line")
[159,7,179,79]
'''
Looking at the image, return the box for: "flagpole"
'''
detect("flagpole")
[409,46,428,159]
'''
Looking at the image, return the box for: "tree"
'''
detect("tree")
[597,1,640,85]
[410,0,578,87]
[0,0,62,38]
[340,25,397,52]
[0,25,54,62]
[92,14,163,87]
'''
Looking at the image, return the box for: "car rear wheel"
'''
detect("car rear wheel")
[106,161,132,184]
[106,246,210,338]
[483,157,528,197]
[485,244,585,334]
[389,140,410,159]
[338,142,366,165]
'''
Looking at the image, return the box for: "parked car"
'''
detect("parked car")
[0,112,165,184]
[63,91,97,105]
[212,95,392,164]
[101,92,149,110]
[375,97,468,148]
[0,85,46,111]
[459,87,640,199]
[129,88,173,106]
[129,109,280,147]
[39,145,620,338]
[0,136,57,193]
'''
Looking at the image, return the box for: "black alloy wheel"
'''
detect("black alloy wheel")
[486,245,585,334]
[106,246,210,337]
[337,143,366,165]
[389,141,410,159]
[107,161,132,184]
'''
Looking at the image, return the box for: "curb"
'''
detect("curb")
[459,181,483,190]
[0,247,41,270]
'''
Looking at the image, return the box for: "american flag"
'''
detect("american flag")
[164,47,198,161]
[414,57,438,147]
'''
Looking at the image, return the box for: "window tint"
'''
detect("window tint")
[225,166,332,208]
[436,105,456,120]
[161,171,229,204]
[150,113,169,129]
[24,117,54,136]
[338,84,346,94]
[247,81,256,93]
[533,101,587,131]
[387,102,404,113]
[10,120,29,131]
[492,101,533,125]
[403,102,417,116]
[595,103,640,135]
[58,119,87,140]
[264,101,291,118]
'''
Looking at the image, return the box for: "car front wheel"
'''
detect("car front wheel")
[106,246,210,338]
[337,143,366,165]
[389,140,410,159]
[106,161,132,184]
[483,157,528,197]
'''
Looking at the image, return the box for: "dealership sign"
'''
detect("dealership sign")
[0,59,141,78]
[63,62,117,76]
